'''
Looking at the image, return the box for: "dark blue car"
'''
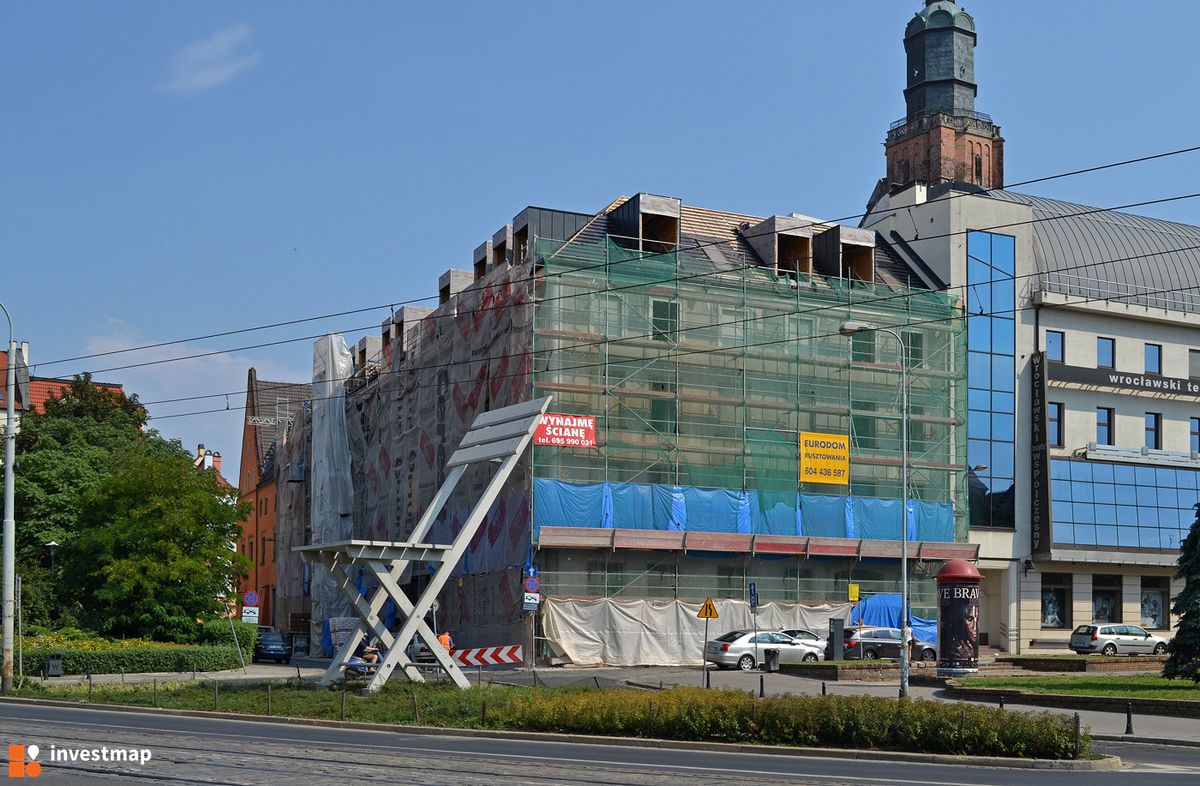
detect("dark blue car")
[253,633,293,664]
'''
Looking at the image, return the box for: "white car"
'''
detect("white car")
[704,630,825,671]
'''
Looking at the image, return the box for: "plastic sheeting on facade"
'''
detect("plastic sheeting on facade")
[849,592,937,644]
[541,597,855,666]
[533,479,955,542]
[309,334,356,647]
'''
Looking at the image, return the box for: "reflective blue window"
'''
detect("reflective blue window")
[1051,459,1070,480]
[1145,343,1162,375]
[1070,462,1093,482]
[1093,484,1115,504]
[1118,528,1140,547]
[1097,337,1115,369]
[1095,504,1117,525]
[1117,505,1138,525]
[1115,484,1137,505]
[1093,463,1114,484]
[1096,526,1119,546]
[1045,331,1064,363]
[967,231,1016,529]
[1071,481,1094,502]
[1114,464,1136,484]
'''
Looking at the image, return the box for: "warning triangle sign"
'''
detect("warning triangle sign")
[697,597,719,620]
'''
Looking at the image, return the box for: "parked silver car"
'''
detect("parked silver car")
[704,630,825,671]
[1069,623,1168,656]
[779,628,828,653]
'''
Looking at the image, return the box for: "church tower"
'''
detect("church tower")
[885,1,1004,193]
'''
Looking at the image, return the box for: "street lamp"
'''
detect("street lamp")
[1,303,15,694]
[45,541,58,575]
[840,319,911,699]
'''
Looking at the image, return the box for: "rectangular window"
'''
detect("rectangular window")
[1191,349,1200,380]
[1041,573,1072,629]
[650,300,678,342]
[903,330,925,368]
[1092,575,1122,623]
[1145,412,1161,450]
[1047,402,1064,448]
[1145,343,1162,375]
[260,535,267,566]
[248,539,254,563]
[1097,337,1115,369]
[1141,577,1168,629]
[1193,417,1200,454]
[1096,407,1114,446]
[851,331,876,363]
[1045,330,1065,362]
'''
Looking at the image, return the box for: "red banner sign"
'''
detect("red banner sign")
[533,413,597,448]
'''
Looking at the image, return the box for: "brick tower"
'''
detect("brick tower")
[884,1,1004,194]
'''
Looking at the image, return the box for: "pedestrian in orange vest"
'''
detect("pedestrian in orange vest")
[438,631,454,652]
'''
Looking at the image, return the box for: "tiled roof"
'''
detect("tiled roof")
[0,350,123,413]
[247,369,311,474]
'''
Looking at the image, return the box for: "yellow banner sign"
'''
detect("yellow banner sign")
[799,431,849,485]
[848,583,860,602]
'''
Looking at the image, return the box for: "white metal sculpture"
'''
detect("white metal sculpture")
[296,395,551,691]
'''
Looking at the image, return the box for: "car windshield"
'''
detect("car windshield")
[715,631,746,643]
[1072,625,1095,635]
[259,634,285,645]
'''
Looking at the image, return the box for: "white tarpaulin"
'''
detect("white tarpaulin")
[310,334,355,649]
[542,597,854,666]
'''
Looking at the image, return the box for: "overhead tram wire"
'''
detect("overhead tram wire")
[134,215,1200,408]
[52,186,1200,390]
[146,269,1200,423]
[31,142,1200,371]
[138,228,1200,408]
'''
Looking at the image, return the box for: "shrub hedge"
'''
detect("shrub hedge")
[498,688,1088,759]
[21,645,243,677]
[197,620,259,651]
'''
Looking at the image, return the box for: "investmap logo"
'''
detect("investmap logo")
[6,745,41,779]
[7,743,152,778]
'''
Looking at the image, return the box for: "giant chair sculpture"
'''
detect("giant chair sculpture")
[296,396,552,691]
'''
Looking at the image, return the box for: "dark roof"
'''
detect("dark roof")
[248,370,311,474]
[986,190,1200,315]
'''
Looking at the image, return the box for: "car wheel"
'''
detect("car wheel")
[920,648,936,662]
[1102,643,1117,656]
[802,652,818,662]
[737,654,755,671]
[863,649,879,660]
[1153,643,1166,655]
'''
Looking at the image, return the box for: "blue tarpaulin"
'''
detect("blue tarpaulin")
[531,479,956,543]
[850,593,937,644]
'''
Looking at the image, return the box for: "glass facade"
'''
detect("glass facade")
[1050,458,1199,550]
[967,231,1016,528]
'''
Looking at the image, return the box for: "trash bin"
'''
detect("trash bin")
[43,652,64,679]
[763,648,781,673]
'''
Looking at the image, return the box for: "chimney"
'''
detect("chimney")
[212,452,222,474]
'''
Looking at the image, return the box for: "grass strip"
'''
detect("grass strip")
[13,679,1091,759]
[962,675,1200,701]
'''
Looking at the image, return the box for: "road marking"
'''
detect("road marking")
[1,709,1005,785]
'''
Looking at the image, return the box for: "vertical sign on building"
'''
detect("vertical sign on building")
[1029,351,1051,556]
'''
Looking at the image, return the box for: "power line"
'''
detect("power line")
[146,252,1200,422]
[50,186,1200,391]
[31,143,1200,371]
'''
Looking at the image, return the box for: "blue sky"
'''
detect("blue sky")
[3,1,1198,483]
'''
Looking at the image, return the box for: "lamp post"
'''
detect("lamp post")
[1,303,16,694]
[840,320,910,699]
[45,541,58,575]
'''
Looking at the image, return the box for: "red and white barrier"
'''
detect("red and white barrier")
[453,645,523,667]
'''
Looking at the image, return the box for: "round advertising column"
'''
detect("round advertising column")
[936,559,982,676]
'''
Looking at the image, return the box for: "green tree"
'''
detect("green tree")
[1165,506,1200,681]
[13,375,147,625]
[61,439,249,642]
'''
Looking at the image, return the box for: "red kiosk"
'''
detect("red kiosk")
[936,559,982,675]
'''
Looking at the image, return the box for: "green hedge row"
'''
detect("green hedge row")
[499,688,1087,759]
[21,645,244,677]
[197,620,259,650]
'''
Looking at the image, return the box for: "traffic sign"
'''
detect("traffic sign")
[241,606,260,623]
[748,581,759,611]
[697,597,719,620]
[454,645,523,667]
[848,583,860,602]
[522,592,541,612]
[523,575,540,593]
[243,591,259,607]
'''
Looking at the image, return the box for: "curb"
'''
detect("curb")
[0,695,1119,770]
[945,681,1200,719]
[1094,734,1200,749]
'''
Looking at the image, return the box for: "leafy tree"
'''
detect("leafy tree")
[1165,506,1200,681]
[14,374,146,567]
[61,439,249,642]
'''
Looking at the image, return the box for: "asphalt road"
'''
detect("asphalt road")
[1,701,1198,785]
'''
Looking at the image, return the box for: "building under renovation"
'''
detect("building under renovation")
[271,194,977,664]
